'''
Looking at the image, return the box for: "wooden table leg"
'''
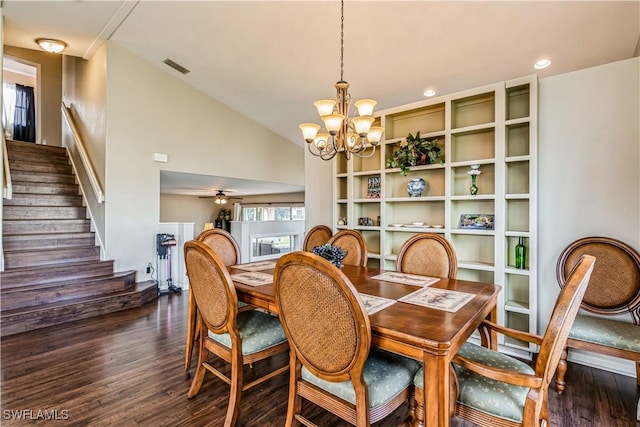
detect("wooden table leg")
[488,306,498,351]
[423,352,451,427]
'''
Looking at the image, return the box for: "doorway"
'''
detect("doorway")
[3,56,39,143]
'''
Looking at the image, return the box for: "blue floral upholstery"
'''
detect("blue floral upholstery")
[208,310,286,355]
[414,343,535,423]
[301,348,420,409]
[570,315,640,352]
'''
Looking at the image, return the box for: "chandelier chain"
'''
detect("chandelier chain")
[298,0,383,160]
[340,0,344,82]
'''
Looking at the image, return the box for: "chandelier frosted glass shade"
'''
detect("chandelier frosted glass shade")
[300,81,384,160]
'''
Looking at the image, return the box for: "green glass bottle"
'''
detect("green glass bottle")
[515,236,526,269]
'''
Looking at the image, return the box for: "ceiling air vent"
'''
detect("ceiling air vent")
[162,58,190,75]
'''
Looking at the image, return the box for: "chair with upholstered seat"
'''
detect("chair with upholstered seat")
[328,229,368,267]
[185,228,242,370]
[554,236,640,394]
[274,251,420,426]
[303,225,333,252]
[411,255,595,427]
[184,240,289,426]
[396,233,458,278]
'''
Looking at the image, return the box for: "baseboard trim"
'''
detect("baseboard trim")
[568,349,636,378]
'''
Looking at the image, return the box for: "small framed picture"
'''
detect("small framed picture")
[459,213,495,230]
[366,176,381,199]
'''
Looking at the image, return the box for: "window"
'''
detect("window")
[242,205,305,222]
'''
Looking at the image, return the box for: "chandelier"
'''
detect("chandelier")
[299,0,384,161]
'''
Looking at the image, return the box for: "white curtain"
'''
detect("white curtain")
[2,82,16,140]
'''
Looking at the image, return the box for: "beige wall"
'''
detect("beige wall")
[104,43,304,278]
[160,194,217,234]
[235,192,304,205]
[304,149,333,232]
[4,45,62,146]
[62,44,108,243]
[538,57,639,374]
[3,69,35,87]
[62,45,107,184]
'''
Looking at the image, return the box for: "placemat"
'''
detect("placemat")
[398,287,474,312]
[372,271,439,287]
[359,294,396,315]
[231,271,273,287]
[234,261,277,271]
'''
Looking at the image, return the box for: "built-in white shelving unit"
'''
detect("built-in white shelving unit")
[333,75,538,356]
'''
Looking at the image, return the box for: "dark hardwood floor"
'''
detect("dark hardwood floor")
[1,294,637,426]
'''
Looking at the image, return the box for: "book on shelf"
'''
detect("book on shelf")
[366,176,381,199]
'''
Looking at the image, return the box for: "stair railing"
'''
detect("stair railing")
[61,103,104,203]
[2,132,12,200]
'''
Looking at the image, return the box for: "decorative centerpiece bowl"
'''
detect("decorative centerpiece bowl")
[310,244,348,269]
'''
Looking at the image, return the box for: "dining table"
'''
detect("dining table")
[228,261,501,427]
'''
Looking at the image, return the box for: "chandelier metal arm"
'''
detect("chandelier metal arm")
[306,140,338,161]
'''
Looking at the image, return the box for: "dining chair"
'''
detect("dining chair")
[328,229,368,267]
[396,233,458,278]
[185,228,242,370]
[184,240,289,426]
[302,224,333,252]
[554,236,640,393]
[411,254,595,427]
[273,251,420,426]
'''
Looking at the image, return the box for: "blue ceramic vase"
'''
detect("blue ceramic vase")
[407,178,425,197]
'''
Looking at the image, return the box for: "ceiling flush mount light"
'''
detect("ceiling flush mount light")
[299,0,384,161]
[35,38,67,54]
[533,58,552,70]
[423,89,437,97]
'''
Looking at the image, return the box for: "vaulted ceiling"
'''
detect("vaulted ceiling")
[3,1,639,196]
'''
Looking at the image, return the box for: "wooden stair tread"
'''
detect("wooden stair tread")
[0,260,116,288]
[0,259,112,273]
[3,231,94,240]
[0,281,158,317]
[0,271,136,294]
[3,244,98,254]
[10,170,74,178]
[11,179,78,186]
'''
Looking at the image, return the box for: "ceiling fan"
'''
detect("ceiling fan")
[199,190,243,205]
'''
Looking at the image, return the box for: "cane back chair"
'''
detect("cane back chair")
[184,240,289,426]
[274,251,420,426]
[554,236,640,393]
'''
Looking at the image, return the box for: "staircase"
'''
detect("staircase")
[1,140,157,336]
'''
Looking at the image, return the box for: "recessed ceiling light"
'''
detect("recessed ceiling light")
[423,89,437,97]
[533,58,552,70]
[35,38,67,54]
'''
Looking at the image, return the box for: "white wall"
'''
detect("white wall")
[104,43,304,280]
[539,57,639,375]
